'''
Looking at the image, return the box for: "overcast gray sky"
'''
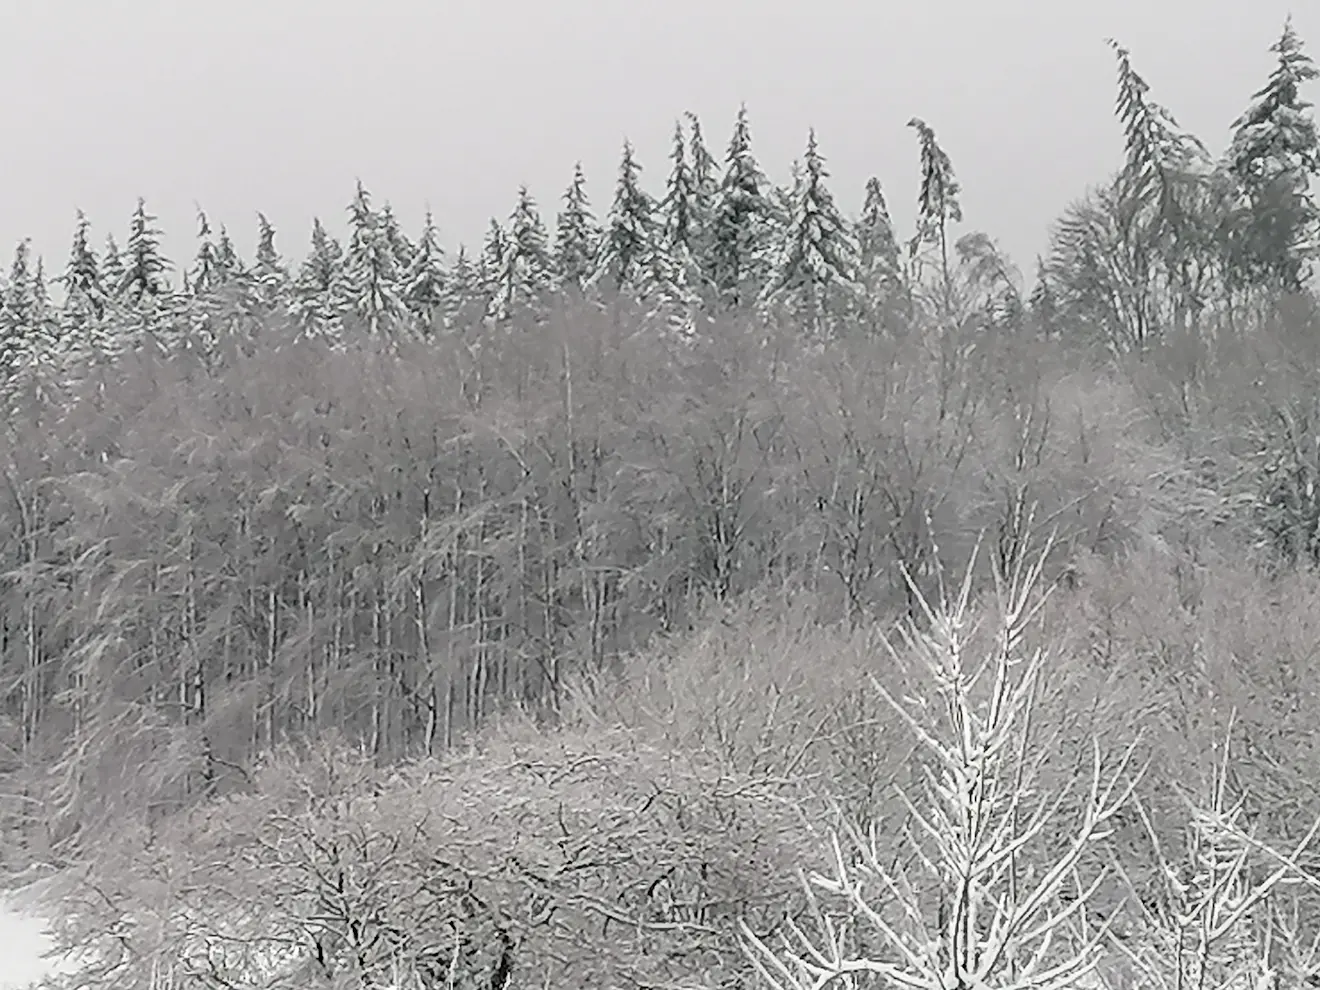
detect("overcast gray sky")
[1,0,1316,287]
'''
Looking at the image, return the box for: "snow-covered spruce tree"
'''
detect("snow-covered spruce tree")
[593,139,662,294]
[56,210,110,351]
[554,161,601,293]
[498,185,554,319]
[290,217,348,342]
[400,207,447,333]
[743,542,1144,990]
[119,197,172,305]
[686,111,721,231]
[478,217,509,320]
[856,176,909,333]
[0,241,63,403]
[908,118,964,319]
[708,104,775,310]
[759,128,861,338]
[251,211,289,313]
[1226,17,1320,292]
[100,232,125,304]
[443,243,488,327]
[343,180,407,337]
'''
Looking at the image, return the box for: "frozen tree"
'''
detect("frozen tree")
[661,118,699,256]
[660,117,712,306]
[343,181,406,335]
[760,129,861,337]
[686,111,720,228]
[908,118,964,315]
[0,240,60,384]
[1227,17,1320,290]
[554,162,601,292]
[119,197,172,304]
[478,217,508,319]
[100,232,125,301]
[443,243,488,325]
[251,212,288,310]
[400,207,447,332]
[856,177,907,329]
[499,185,554,316]
[593,140,660,293]
[58,210,106,326]
[290,217,348,340]
[708,104,775,309]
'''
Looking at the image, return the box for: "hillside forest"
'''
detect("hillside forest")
[4,20,1320,990]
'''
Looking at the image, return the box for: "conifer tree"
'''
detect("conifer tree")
[659,117,712,304]
[343,181,406,335]
[662,119,699,255]
[1227,17,1320,290]
[478,217,508,317]
[59,210,106,324]
[119,197,172,304]
[908,118,964,315]
[686,111,720,228]
[0,241,58,382]
[100,233,125,303]
[594,139,660,293]
[554,162,600,292]
[856,177,907,329]
[400,207,447,332]
[252,212,288,311]
[443,244,487,326]
[708,104,774,309]
[500,185,554,315]
[761,129,861,336]
[290,217,347,340]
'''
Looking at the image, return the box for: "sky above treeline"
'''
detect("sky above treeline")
[2,0,1316,284]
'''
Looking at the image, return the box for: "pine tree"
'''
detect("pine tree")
[119,197,172,304]
[1227,17,1320,290]
[500,185,554,315]
[400,207,447,332]
[290,217,348,340]
[760,129,861,336]
[594,139,659,293]
[708,104,774,309]
[555,162,600,291]
[856,177,907,329]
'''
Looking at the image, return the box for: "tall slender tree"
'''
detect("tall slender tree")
[119,198,172,304]
[400,208,447,332]
[708,104,774,309]
[761,129,860,336]
[500,185,554,315]
[908,118,964,315]
[555,162,601,292]
[594,140,659,293]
